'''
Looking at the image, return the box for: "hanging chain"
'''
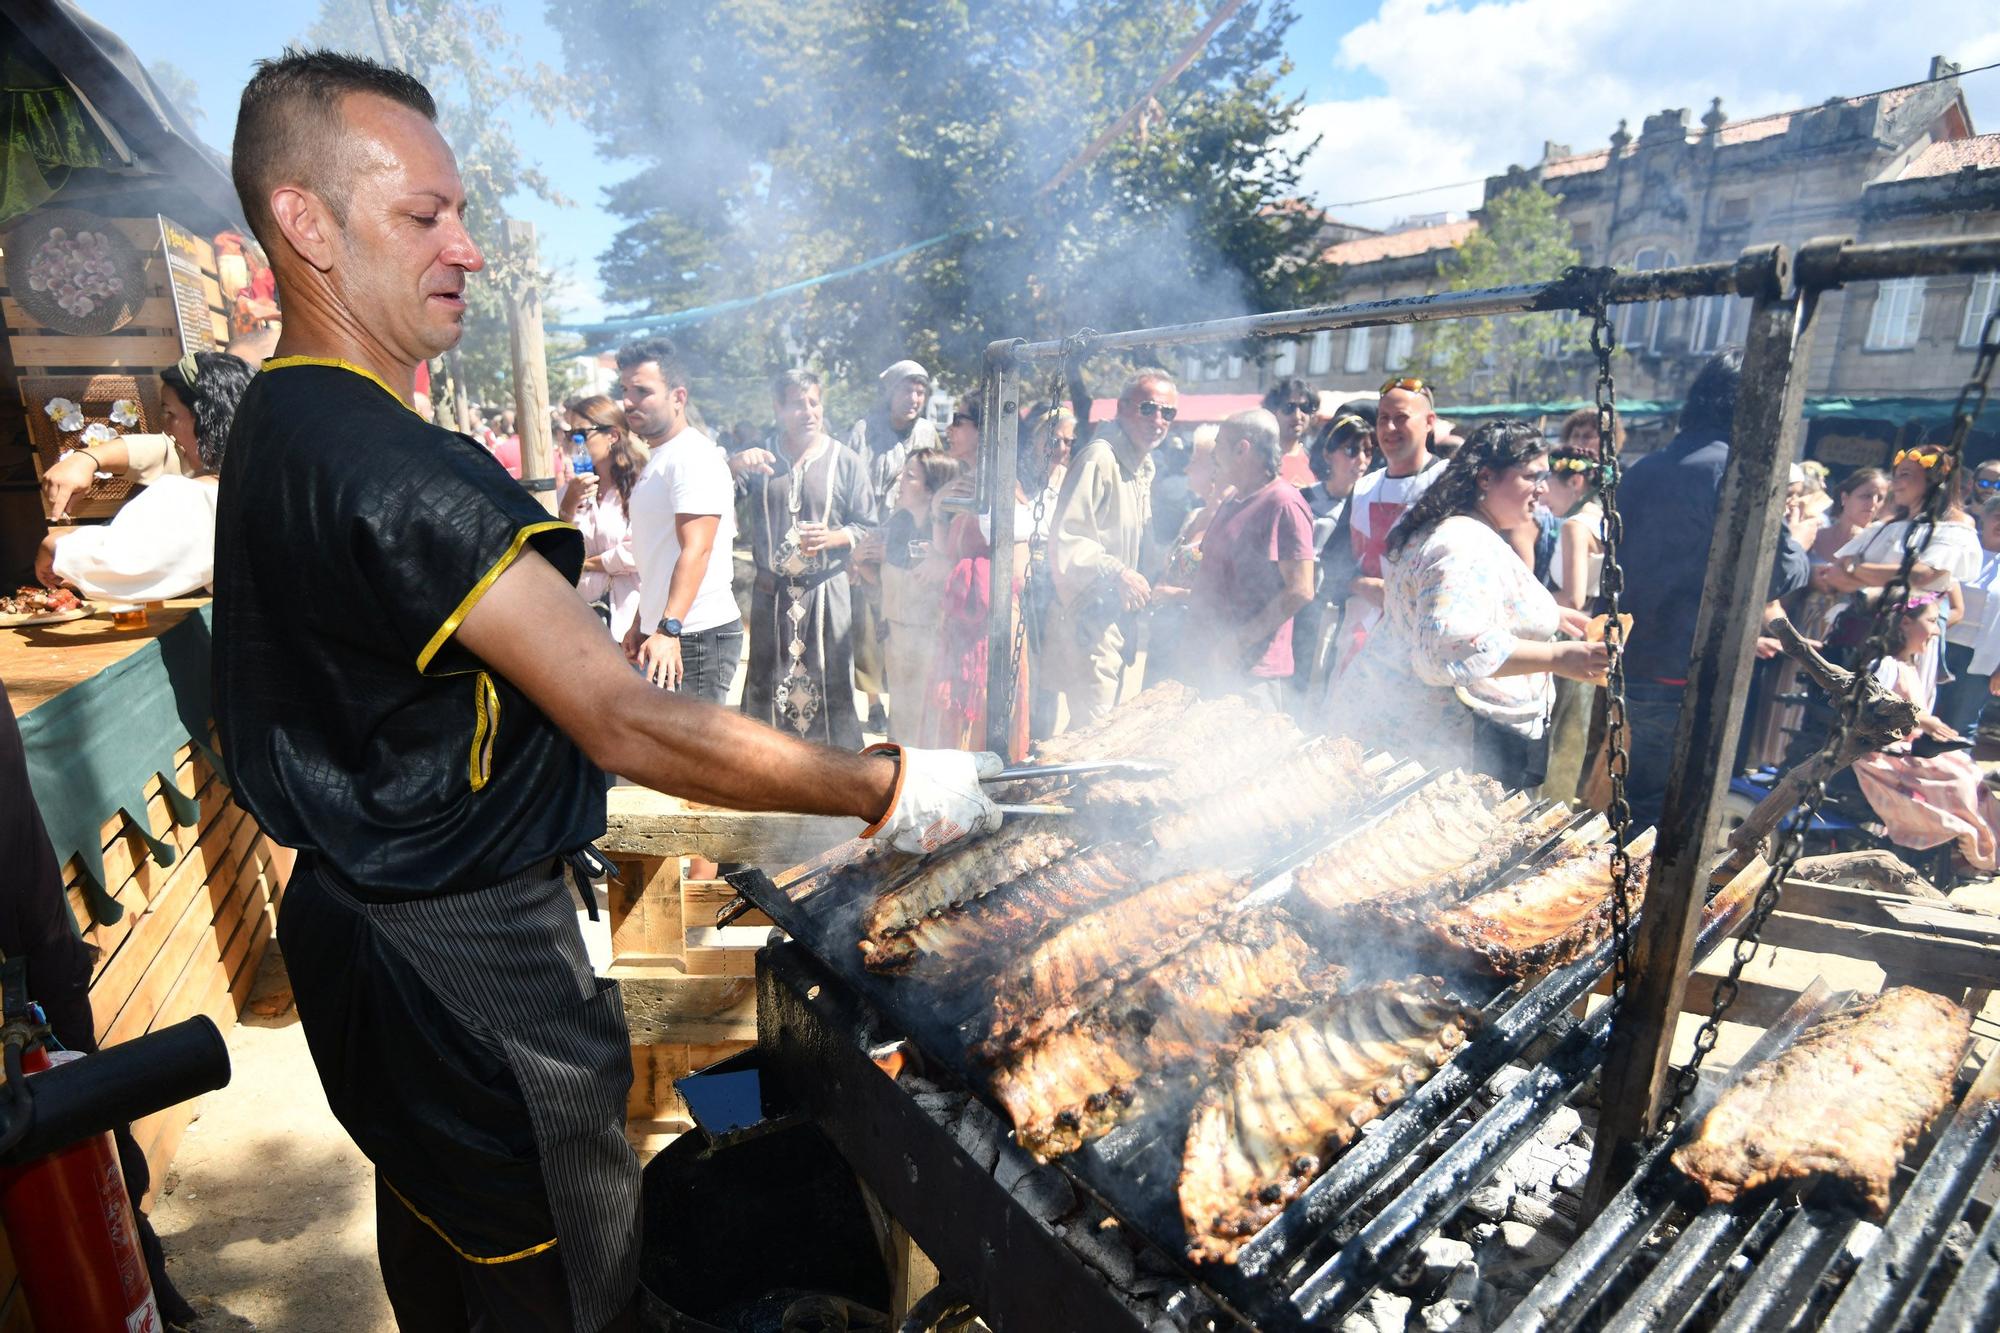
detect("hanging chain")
[1657,306,2000,1134]
[1591,304,1636,1014]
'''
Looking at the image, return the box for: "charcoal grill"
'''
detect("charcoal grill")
[722,765,1787,1331]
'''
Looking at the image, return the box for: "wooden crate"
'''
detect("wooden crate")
[600,787,851,1151]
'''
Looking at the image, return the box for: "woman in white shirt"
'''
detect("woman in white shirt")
[36,352,253,602]
[558,396,648,643]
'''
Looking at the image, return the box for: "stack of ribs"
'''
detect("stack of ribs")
[857,820,1076,968]
[1672,987,1972,1217]
[1078,698,1305,817]
[1029,680,1197,766]
[1179,980,1480,1264]
[989,917,1340,1159]
[1149,736,1400,857]
[1290,772,1572,926]
[1427,828,1655,976]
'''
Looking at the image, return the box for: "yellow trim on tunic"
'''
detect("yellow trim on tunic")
[416,520,571,672]
[382,1179,558,1264]
[470,671,500,791]
[260,354,410,409]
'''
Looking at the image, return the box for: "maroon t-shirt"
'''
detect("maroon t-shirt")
[1192,477,1316,678]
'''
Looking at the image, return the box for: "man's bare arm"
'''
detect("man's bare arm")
[457,548,895,820]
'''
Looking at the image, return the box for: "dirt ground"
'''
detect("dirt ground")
[150,949,391,1332]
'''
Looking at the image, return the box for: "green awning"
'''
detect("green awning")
[1445,396,1994,424]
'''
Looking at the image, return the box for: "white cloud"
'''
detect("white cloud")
[1291,0,2000,230]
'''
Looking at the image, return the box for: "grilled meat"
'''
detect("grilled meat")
[1291,773,1565,924]
[989,918,1338,1159]
[1427,830,1655,977]
[1082,701,1304,814]
[858,821,1076,958]
[1671,987,1971,1218]
[1179,980,1479,1264]
[1031,680,1198,764]
[980,868,1251,1057]
[877,845,1148,974]
[1151,736,1380,855]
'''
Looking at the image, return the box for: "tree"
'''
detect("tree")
[1421,186,1589,405]
[146,60,206,133]
[304,0,579,409]
[547,0,1330,423]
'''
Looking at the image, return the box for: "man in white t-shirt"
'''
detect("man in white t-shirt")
[1330,376,1446,672]
[619,338,742,703]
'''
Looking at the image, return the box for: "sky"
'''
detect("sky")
[75,0,2000,327]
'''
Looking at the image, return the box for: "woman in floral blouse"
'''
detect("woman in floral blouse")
[1334,420,1608,786]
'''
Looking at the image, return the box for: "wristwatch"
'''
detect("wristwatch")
[658,617,683,638]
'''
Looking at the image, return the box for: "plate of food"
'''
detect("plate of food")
[0,585,90,626]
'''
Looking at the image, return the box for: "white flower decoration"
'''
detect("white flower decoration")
[110,399,140,428]
[44,397,84,432]
[81,422,120,447]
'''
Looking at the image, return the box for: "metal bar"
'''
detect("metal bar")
[1819,1051,2000,1333]
[1588,244,1817,1202]
[1708,1202,1856,1333]
[1926,1176,2000,1333]
[1794,234,2000,290]
[1601,1194,1784,1333]
[1003,261,1746,361]
[983,350,1023,757]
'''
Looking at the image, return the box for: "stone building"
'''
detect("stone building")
[1194,58,2000,459]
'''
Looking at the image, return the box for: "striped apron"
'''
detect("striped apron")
[279,853,639,1330]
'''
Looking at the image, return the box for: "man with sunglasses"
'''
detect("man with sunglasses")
[1047,367,1177,725]
[1261,376,1321,487]
[1325,377,1447,676]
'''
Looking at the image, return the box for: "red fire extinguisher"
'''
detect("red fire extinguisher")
[0,1044,161,1333]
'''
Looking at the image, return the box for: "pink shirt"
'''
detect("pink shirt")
[570,487,641,641]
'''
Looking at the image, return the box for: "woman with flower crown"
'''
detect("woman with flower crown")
[35,353,253,600]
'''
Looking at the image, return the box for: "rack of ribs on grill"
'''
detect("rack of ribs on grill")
[1029,680,1198,765]
[989,917,1340,1160]
[858,821,1077,961]
[873,843,1153,975]
[1080,702,1306,816]
[1426,828,1655,977]
[1149,736,1386,856]
[1670,987,1972,1218]
[1290,772,1569,925]
[1178,980,1480,1265]
[978,868,1253,1058]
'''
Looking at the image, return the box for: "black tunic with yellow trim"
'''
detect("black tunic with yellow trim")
[214,360,635,1325]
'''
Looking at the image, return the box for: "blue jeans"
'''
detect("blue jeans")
[1621,681,1685,833]
[1936,640,1990,739]
[679,620,743,705]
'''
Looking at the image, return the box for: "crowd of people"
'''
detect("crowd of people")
[34,331,2000,875]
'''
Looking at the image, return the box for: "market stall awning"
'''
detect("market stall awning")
[2,0,241,233]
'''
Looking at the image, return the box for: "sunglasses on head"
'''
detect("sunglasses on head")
[1134,400,1178,422]
[1379,376,1435,400]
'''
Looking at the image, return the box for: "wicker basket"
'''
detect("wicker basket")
[24,374,161,520]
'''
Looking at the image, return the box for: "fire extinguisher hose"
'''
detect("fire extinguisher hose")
[0,1017,230,1165]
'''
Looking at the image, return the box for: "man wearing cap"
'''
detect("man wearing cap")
[1046,367,1176,726]
[848,360,938,732]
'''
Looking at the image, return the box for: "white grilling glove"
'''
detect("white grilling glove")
[863,744,1006,854]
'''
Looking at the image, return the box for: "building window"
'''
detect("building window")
[1385,324,1414,370]
[1272,340,1298,376]
[1719,197,1750,222]
[1226,353,1245,380]
[1866,278,1927,351]
[1308,330,1334,374]
[1688,295,1742,354]
[1963,273,2000,347]
[1344,327,1372,374]
[1183,352,1204,384]
[1539,308,1578,359]
[1616,248,1661,347]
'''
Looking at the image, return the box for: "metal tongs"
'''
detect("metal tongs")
[983,758,1169,818]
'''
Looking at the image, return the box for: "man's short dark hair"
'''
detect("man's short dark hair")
[232,49,438,253]
[772,368,821,403]
[1681,348,1744,438]
[615,337,688,389]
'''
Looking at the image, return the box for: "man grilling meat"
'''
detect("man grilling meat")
[213,50,1002,1331]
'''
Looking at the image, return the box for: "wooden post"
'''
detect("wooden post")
[504,219,556,513]
[982,347,1023,757]
[1585,244,1820,1204]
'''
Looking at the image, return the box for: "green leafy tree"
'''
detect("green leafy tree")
[1420,186,1588,405]
[548,0,1329,422]
[146,60,207,133]
[304,0,579,408]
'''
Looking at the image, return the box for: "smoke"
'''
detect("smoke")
[546,2,1318,423]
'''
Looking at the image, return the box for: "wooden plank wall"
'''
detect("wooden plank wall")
[0,735,290,1328]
